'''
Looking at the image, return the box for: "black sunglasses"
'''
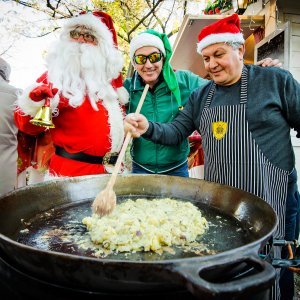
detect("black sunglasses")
[134,52,163,65]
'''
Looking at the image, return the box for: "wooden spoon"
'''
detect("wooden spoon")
[92,84,149,216]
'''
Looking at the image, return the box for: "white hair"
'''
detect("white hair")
[45,36,123,110]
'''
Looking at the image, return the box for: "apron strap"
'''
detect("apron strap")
[240,66,248,105]
[204,82,216,109]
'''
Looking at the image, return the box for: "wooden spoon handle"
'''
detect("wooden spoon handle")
[135,84,149,114]
[107,84,149,188]
[108,131,131,188]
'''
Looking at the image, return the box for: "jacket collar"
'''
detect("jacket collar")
[130,71,165,92]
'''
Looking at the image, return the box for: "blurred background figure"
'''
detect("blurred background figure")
[0,57,20,195]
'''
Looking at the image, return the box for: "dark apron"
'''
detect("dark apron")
[199,67,289,299]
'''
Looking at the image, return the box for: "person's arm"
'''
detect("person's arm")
[14,112,44,136]
[282,72,300,137]
[125,89,200,145]
[14,82,58,135]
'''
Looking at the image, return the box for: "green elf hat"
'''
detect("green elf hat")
[130,29,182,110]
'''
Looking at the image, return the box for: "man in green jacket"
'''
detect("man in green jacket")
[124,29,207,176]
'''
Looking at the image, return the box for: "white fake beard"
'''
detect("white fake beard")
[46,40,123,110]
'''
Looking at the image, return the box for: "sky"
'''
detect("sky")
[0,1,60,89]
[0,0,204,89]
[6,36,56,89]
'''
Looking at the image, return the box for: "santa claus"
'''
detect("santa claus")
[14,11,128,177]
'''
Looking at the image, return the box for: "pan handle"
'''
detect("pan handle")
[272,258,300,268]
[169,255,275,299]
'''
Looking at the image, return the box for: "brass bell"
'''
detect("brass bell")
[30,98,55,128]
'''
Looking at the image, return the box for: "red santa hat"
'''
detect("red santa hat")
[77,11,121,52]
[62,11,118,49]
[61,11,128,104]
[197,14,244,53]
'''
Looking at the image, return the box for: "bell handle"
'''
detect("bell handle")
[44,97,51,107]
[43,82,53,107]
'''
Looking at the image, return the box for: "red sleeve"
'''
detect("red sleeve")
[14,71,50,136]
[14,110,45,136]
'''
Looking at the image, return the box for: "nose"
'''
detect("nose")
[77,35,85,43]
[209,58,218,69]
[144,58,153,67]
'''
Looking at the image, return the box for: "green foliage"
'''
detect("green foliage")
[203,0,232,15]
[8,0,204,74]
[93,0,151,72]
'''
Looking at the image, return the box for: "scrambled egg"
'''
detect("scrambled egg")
[82,198,208,254]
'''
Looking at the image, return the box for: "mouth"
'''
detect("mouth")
[144,71,155,76]
[211,69,223,76]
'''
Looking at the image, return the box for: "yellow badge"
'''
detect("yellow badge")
[212,121,228,140]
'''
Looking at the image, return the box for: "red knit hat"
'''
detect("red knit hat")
[197,14,244,53]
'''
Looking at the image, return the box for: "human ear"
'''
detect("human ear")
[238,44,245,61]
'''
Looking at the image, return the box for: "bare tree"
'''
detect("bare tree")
[4,0,203,69]
[10,0,203,42]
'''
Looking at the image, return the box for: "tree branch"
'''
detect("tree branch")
[0,43,14,56]
[145,0,165,32]
[19,27,61,38]
[12,0,74,18]
[127,0,163,37]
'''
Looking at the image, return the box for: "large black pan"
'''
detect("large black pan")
[0,175,277,299]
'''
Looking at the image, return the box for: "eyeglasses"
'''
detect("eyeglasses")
[134,52,162,65]
[70,30,97,43]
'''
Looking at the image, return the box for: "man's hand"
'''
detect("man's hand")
[29,85,58,102]
[124,113,149,138]
[256,57,283,68]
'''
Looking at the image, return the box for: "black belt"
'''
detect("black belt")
[55,146,118,165]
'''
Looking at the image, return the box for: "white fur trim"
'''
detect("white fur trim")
[43,171,67,181]
[130,33,166,64]
[197,32,244,53]
[104,164,124,174]
[61,14,115,50]
[101,98,125,154]
[16,82,60,117]
[116,86,129,105]
[59,14,123,85]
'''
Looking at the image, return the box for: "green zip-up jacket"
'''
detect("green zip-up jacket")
[124,70,207,173]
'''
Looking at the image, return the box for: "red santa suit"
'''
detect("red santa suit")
[14,12,128,177]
